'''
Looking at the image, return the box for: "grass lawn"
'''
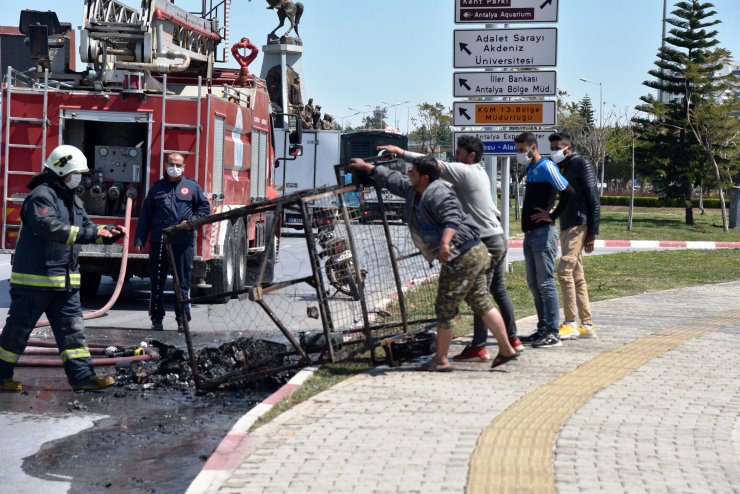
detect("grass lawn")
[506,206,740,242]
[253,249,740,429]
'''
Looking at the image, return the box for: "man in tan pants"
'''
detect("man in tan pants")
[548,133,601,339]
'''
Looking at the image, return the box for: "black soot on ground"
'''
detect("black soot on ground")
[116,337,291,391]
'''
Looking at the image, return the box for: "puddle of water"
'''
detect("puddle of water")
[2,370,269,493]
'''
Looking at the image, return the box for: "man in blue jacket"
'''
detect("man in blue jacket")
[0,145,127,392]
[135,153,210,332]
[516,132,574,348]
[349,155,518,371]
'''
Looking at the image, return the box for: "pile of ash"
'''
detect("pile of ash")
[116,338,290,391]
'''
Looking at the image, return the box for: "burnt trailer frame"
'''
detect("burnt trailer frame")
[164,184,436,391]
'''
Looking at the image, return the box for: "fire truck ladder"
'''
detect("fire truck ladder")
[159,74,203,181]
[2,68,50,249]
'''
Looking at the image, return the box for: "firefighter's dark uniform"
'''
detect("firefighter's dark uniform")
[0,171,121,385]
[134,177,210,325]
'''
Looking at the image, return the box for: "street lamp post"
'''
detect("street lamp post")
[580,77,605,195]
[338,111,360,130]
[348,107,373,128]
[382,100,410,130]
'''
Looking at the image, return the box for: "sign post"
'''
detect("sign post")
[455,0,559,24]
[453,101,557,127]
[454,28,557,68]
[453,130,555,155]
[454,70,556,98]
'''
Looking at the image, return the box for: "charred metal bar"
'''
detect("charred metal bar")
[164,186,343,234]
[254,299,310,362]
[164,230,202,390]
[395,251,423,263]
[336,191,372,351]
[256,206,280,288]
[300,198,336,362]
[375,187,409,334]
[367,319,437,333]
[197,363,309,391]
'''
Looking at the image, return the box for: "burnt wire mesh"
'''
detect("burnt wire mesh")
[165,183,440,390]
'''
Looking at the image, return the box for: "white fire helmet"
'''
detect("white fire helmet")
[44,145,89,176]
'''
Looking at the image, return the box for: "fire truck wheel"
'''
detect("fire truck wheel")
[204,220,236,303]
[80,272,103,299]
[247,235,276,286]
[232,217,249,296]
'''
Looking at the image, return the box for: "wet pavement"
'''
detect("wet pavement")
[2,373,267,493]
[0,253,277,494]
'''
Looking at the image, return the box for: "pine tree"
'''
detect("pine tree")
[578,94,596,129]
[633,0,730,225]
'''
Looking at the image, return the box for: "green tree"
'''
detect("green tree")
[633,0,730,225]
[361,107,388,129]
[408,102,452,155]
[578,94,596,129]
[556,92,611,193]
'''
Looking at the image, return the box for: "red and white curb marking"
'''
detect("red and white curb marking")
[186,366,319,494]
[507,239,740,249]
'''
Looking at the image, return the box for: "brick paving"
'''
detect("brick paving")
[193,282,740,494]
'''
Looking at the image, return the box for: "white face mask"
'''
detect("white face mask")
[167,166,184,178]
[516,152,532,166]
[551,149,568,164]
[65,174,82,189]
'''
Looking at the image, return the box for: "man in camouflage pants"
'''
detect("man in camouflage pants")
[349,155,519,371]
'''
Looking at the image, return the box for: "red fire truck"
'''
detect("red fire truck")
[0,1,297,298]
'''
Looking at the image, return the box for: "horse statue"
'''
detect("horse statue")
[266,0,304,39]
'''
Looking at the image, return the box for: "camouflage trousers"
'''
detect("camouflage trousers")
[436,242,495,331]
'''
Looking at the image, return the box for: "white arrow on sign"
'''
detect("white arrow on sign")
[453,130,555,156]
[455,0,559,24]
[454,28,557,69]
[454,70,557,98]
[453,101,557,127]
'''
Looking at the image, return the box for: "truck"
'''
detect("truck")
[0,0,299,298]
[274,128,342,228]
[339,130,408,223]
[274,128,408,228]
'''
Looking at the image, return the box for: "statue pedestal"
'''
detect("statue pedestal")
[260,42,306,115]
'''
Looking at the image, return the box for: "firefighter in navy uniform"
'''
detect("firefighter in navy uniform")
[0,145,127,392]
[135,153,210,332]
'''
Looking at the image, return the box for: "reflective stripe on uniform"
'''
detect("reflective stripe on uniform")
[10,272,81,288]
[0,346,20,364]
[60,347,91,363]
[66,225,80,245]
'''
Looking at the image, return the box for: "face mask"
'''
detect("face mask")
[516,152,532,166]
[65,174,82,189]
[551,149,567,164]
[167,166,183,178]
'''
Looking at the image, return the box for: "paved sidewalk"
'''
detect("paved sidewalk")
[193,282,740,494]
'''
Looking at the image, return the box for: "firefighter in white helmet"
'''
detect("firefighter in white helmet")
[0,145,127,392]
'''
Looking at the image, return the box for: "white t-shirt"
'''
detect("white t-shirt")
[404,151,503,238]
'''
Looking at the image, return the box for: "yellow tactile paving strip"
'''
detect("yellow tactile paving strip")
[467,309,740,494]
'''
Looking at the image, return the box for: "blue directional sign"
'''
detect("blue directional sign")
[485,141,517,154]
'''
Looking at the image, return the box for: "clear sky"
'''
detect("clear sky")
[1,0,739,131]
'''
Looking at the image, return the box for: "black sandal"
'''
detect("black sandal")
[490,352,519,370]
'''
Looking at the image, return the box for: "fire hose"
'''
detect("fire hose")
[17,341,159,367]
[19,195,159,366]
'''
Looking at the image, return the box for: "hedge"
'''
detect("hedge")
[600,196,722,208]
